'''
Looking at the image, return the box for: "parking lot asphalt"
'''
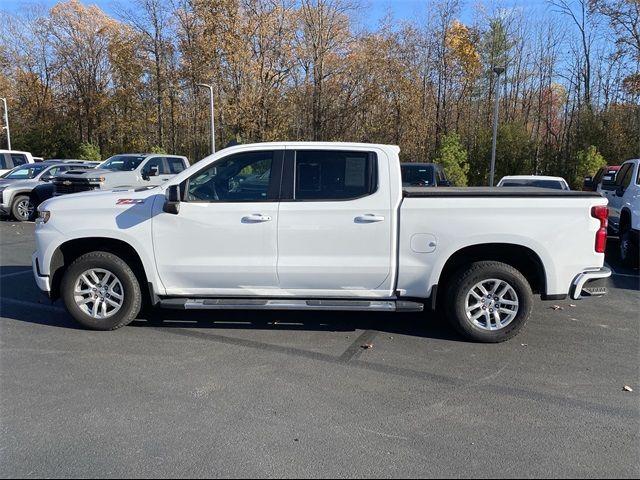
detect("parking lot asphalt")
[0,220,638,478]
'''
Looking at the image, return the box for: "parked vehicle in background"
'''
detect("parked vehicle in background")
[0,161,93,221]
[497,175,570,190]
[52,153,190,195]
[0,150,36,175]
[34,142,610,343]
[601,159,640,267]
[29,161,99,218]
[401,163,451,187]
[583,165,621,192]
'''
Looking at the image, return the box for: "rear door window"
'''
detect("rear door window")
[293,150,377,200]
[167,157,187,174]
[0,154,8,170]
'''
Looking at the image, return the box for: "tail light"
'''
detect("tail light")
[591,206,608,253]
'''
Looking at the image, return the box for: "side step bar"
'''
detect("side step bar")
[159,298,424,312]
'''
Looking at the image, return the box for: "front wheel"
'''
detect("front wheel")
[11,195,34,222]
[445,261,533,343]
[61,251,142,330]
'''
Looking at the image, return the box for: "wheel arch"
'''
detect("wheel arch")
[433,243,546,310]
[50,237,154,305]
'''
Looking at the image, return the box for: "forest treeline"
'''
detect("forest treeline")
[0,0,638,187]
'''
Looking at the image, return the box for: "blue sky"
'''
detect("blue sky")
[2,0,553,27]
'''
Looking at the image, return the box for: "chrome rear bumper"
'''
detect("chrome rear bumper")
[570,267,611,300]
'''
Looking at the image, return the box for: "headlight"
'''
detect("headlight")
[37,210,51,223]
[86,177,106,182]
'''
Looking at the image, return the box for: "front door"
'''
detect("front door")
[153,150,283,296]
[276,148,394,297]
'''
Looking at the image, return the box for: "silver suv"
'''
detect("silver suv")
[0,161,94,221]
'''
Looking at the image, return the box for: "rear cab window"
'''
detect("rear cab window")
[167,157,187,174]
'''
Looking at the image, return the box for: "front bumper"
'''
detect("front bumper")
[32,252,51,294]
[570,267,611,300]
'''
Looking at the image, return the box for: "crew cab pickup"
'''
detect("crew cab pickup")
[33,142,611,342]
[52,153,189,195]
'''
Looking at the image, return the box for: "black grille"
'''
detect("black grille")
[53,181,98,195]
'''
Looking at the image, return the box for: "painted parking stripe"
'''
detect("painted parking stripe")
[0,297,66,314]
[0,270,32,279]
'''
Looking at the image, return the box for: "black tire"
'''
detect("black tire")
[620,229,639,268]
[445,261,533,343]
[61,251,142,330]
[11,195,34,222]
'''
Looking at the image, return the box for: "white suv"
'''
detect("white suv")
[602,159,640,266]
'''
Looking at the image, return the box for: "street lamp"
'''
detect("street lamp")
[489,66,504,187]
[0,97,11,150]
[196,83,215,155]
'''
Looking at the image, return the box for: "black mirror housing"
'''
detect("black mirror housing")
[163,185,181,214]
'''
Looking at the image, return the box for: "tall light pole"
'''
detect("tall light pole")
[0,97,11,150]
[489,66,504,187]
[196,83,215,154]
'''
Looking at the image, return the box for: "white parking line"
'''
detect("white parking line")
[0,270,31,279]
[0,297,66,314]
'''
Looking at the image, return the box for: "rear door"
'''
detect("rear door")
[276,147,394,297]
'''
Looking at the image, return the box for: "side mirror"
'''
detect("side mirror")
[41,175,52,182]
[582,176,595,191]
[142,165,159,181]
[616,186,625,197]
[163,184,181,214]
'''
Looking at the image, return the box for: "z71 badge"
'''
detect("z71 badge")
[116,199,145,205]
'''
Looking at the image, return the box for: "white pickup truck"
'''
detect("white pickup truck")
[51,153,189,195]
[33,142,611,342]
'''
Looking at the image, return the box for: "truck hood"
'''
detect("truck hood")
[56,168,115,179]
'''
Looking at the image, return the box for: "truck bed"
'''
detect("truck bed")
[403,187,602,198]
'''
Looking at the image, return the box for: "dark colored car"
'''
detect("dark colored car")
[400,163,451,187]
[28,162,96,219]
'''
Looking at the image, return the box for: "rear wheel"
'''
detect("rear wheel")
[11,195,34,222]
[61,251,142,330]
[445,261,533,343]
[620,228,639,268]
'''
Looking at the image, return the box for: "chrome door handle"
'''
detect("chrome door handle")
[355,214,385,223]
[242,214,272,223]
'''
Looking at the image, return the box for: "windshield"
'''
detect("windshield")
[100,155,146,171]
[401,165,435,186]
[500,179,567,190]
[2,164,48,180]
